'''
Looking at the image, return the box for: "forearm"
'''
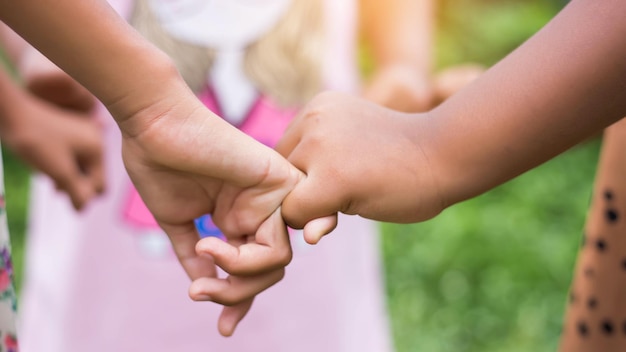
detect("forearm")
[360,0,433,72]
[423,0,626,207]
[0,0,181,126]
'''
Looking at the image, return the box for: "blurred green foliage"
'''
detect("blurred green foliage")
[1,50,27,292]
[383,141,597,352]
[436,0,563,67]
[2,149,28,292]
[382,1,599,351]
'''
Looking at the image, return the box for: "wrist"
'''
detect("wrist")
[108,56,196,138]
[421,107,497,209]
[398,112,451,219]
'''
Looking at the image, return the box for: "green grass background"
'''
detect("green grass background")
[2,1,598,351]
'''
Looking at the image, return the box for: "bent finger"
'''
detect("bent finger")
[44,155,93,210]
[196,210,292,276]
[274,112,305,158]
[79,140,106,195]
[160,222,216,280]
[188,269,285,306]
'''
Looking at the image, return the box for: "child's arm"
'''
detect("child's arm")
[0,0,322,336]
[277,0,626,237]
[360,0,434,112]
[19,45,96,113]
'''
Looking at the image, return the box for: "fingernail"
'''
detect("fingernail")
[193,294,212,301]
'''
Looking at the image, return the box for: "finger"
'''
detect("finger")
[196,210,292,276]
[42,154,93,210]
[66,178,96,211]
[56,178,92,210]
[77,132,106,195]
[188,269,285,306]
[281,173,342,230]
[63,164,104,210]
[160,222,216,280]
[218,299,254,337]
[302,215,338,245]
[61,156,99,210]
[88,151,106,195]
[274,112,305,158]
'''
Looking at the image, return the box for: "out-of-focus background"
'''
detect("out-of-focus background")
[3,0,598,351]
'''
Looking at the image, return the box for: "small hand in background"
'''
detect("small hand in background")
[432,63,484,105]
[119,90,336,336]
[1,48,104,210]
[1,91,104,210]
[363,63,434,113]
[364,63,485,112]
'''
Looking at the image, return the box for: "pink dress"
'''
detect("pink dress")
[18,1,393,351]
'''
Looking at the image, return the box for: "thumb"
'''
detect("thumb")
[281,176,340,237]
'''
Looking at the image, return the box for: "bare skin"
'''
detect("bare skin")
[4,0,624,337]
[20,52,95,113]
[277,0,626,233]
[0,0,328,336]
[0,67,103,210]
[194,0,443,313]
[360,0,435,112]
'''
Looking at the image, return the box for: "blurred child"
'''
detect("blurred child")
[17,0,449,350]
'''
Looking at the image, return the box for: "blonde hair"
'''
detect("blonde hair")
[131,0,324,107]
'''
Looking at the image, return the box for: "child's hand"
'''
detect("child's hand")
[276,91,445,242]
[1,93,104,210]
[190,209,290,336]
[117,87,336,336]
[363,63,434,113]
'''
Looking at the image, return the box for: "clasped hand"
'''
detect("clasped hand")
[140,91,443,337]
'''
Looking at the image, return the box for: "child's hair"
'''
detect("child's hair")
[131,0,324,107]
[131,0,213,94]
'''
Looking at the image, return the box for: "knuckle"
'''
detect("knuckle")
[280,200,305,230]
[188,285,206,300]
[275,247,293,267]
[272,269,286,284]
[211,215,237,239]
[218,294,244,307]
